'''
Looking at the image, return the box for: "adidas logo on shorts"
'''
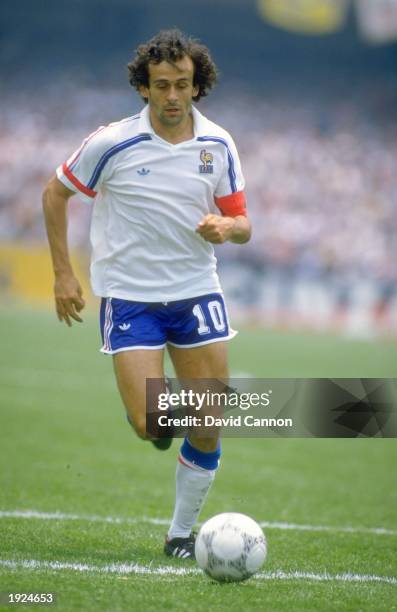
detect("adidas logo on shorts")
[118,323,131,331]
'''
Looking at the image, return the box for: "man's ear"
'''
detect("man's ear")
[193,84,199,98]
[139,85,149,100]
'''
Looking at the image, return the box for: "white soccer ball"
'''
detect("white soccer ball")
[195,512,267,582]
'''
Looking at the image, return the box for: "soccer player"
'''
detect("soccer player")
[42,29,251,560]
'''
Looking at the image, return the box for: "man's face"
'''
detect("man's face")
[140,55,199,128]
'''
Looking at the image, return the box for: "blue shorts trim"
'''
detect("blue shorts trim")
[99,293,237,355]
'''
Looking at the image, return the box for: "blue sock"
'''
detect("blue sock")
[180,437,221,471]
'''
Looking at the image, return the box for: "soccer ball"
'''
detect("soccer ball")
[195,512,267,582]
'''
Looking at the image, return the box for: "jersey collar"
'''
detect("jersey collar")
[138,104,210,139]
[191,105,211,137]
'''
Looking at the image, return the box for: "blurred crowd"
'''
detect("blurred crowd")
[1,78,396,333]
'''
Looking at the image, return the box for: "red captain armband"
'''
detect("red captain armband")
[214,191,247,217]
[62,163,97,198]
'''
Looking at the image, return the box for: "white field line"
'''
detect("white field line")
[0,510,169,526]
[0,559,396,585]
[1,509,396,536]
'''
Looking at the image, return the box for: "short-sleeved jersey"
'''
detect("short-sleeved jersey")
[57,105,246,302]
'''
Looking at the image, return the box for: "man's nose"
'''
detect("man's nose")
[167,86,179,101]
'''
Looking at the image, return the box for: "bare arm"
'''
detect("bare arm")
[42,176,85,326]
[196,214,251,245]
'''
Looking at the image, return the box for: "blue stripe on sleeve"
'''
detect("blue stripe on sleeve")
[197,136,237,192]
[70,115,142,173]
[87,134,152,189]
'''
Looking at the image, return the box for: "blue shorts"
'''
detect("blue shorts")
[99,293,237,354]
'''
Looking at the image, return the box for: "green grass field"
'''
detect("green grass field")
[0,306,396,611]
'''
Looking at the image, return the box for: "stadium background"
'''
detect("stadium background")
[1,2,397,610]
[1,0,397,338]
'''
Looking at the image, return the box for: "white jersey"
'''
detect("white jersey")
[57,105,245,302]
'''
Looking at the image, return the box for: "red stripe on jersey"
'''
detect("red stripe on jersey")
[63,163,97,198]
[215,191,247,217]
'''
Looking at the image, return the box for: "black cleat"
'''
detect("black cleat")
[164,533,196,560]
[148,376,174,450]
[151,437,173,451]
[127,413,173,451]
[149,404,174,451]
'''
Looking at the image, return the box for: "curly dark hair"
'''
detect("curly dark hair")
[128,29,218,102]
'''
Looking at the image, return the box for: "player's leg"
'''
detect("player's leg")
[113,349,165,440]
[168,340,228,451]
[164,340,228,558]
[100,297,170,445]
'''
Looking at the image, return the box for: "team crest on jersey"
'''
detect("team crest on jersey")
[199,149,214,174]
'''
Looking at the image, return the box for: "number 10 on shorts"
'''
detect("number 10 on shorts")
[193,300,226,335]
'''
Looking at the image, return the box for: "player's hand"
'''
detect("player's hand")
[54,274,85,327]
[196,214,235,244]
